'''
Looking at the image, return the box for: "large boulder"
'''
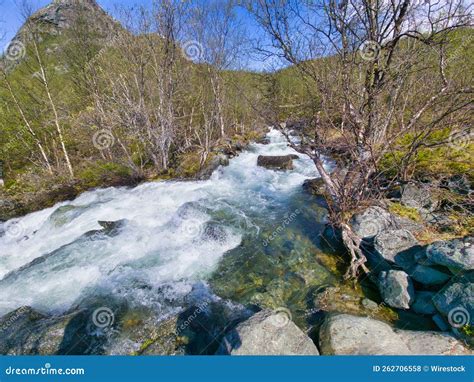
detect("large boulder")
[378,270,415,309]
[319,314,471,355]
[426,237,473,271]
[257,155,297,171]
[395,330,472,355]
[400,183,438,213]
[319,314,411,355]
[432,274,474,328]
[410,264,451,286]
[217,310,319,355]
[373,229,419,266]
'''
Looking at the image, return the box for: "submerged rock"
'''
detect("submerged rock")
[426,237,473,271]
[217,310,319,355]
[257,155,296,170]
[378,270,415,309]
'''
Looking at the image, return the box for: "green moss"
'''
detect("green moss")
[77,162,132,189]
[389,202,422,222]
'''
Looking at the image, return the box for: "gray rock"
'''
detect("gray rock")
[196,154,230,180]
[302,178,326,196]
[361,298,379,311]
[374,229,419,265]
[396,330,472,355]
[410,265,451,286]
[218,310,319,355]
[432,274,474,327]
[401,183,438,212]
[319,314,411,355]
[378,270,415,309]
[411,291,437,315]
[319,314,472,355]
[350,206,395,239]
[441,174,472,195]
[426,237,473,271]
[257,155,296,171]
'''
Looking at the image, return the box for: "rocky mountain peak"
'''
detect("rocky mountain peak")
[16,0,120,39]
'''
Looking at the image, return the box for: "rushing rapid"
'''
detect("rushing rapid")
[0,130,326,317]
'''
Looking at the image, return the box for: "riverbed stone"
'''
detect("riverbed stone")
[410,264,451,286]
[425,237,473,271]
[378,270,415,309]
[217,310,319,355]
[395,330,472,355]
[319,314,410,355]
[257,155,296,170]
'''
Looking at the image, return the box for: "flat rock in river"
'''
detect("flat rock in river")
[257,155,297,170]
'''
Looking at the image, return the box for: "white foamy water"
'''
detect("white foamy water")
[0,129,323,316]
